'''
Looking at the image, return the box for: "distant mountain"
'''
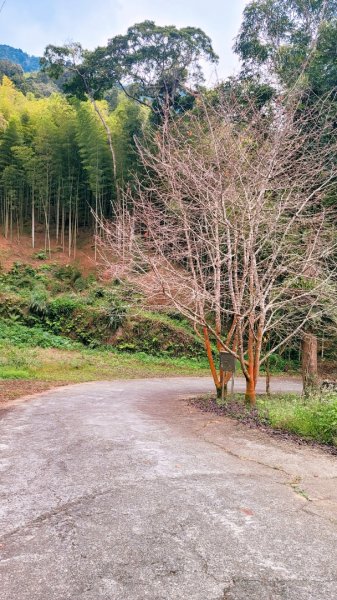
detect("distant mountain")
[0,45,40,72]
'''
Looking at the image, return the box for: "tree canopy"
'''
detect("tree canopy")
[41,21,218,116]
[234,0,337,92]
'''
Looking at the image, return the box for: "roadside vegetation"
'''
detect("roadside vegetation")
[193,392,337,449]
[0,261,209,390]
[0,345,209,383]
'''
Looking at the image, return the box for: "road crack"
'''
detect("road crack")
[0,485,121,543]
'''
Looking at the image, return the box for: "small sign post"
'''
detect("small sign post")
[219,352,236,402]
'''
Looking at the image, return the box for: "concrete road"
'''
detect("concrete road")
[1,377,336,600]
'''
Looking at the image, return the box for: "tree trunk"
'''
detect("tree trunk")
[245,320,257,405]
[245,376,256,406]
[302,333,319,395]
[31,188,35,249]
[203,327,220,394]
[266,357,271,397]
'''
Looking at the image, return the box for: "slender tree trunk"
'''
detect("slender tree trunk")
[266,357,271,397]
[203,327,220,393]
[10,199,13,241]
[73,194,78,259]
[32,187,35,249]
[5,197,9,239]
[245,319,257,405]
[68,198,72,258]
[61,203,65,252]
[56,182,60,244]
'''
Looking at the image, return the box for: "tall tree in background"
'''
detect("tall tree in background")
[106,21,218,118]
[41,21,218,118]
[234,0,337,92]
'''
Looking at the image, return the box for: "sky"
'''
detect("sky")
[1,0,248,82]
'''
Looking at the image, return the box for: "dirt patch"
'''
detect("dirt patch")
[0,230,98,275]
[0,380,67,408]
[319,360,337,379]
[189,395,337,456]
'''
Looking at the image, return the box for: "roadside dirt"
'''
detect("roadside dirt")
[0,380,66,407]
[0,229,98,275]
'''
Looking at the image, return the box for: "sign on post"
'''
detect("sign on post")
[219,352,236,402]
[219,352,236,373]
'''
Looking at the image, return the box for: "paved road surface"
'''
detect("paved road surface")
[1,377,337,600]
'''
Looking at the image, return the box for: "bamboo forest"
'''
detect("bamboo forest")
[0,76,145,255]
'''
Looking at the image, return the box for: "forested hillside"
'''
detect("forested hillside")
[0,76,146,256]
[0,21,216,258]
[0,45,40,72]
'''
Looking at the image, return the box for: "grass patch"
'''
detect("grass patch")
[0,319,79,350]
[257,393,337,446]
[0,344,210,384]
[192,392,337,448]
[0,368,32,380]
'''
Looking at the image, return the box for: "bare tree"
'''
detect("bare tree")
[99,91,337,404]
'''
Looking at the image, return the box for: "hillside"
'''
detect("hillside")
[0,44,40,72]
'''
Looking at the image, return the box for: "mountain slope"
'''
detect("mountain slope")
[0,45,40,72]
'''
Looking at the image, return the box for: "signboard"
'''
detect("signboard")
[219,352,236,373]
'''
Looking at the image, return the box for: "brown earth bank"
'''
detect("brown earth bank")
[0,229,98,275]
[0,380,67,407]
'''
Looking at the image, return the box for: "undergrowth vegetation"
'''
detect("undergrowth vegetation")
[196,392,337,448]
[0,262,300,368]
[0,262,205,357]
[0,343,209,382]
[0,261,211,386]
[257,394,337,446]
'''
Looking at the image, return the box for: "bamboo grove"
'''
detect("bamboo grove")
[0,76,147,256]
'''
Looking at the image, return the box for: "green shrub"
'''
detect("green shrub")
[47,296,82,316]
[29,290,48,316]
[0,320,78,349]
[105,303,127,329]
[0,293,27,320]
[53,265,82,284]
[0,263,36,292]
[259,353,300,374]
[258,393,337,446]
[40,296,124,345]
[32,251,48,261]
[114,312,205,358]
[73,276,88,292]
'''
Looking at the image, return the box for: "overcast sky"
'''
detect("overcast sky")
[1,0,248,82]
